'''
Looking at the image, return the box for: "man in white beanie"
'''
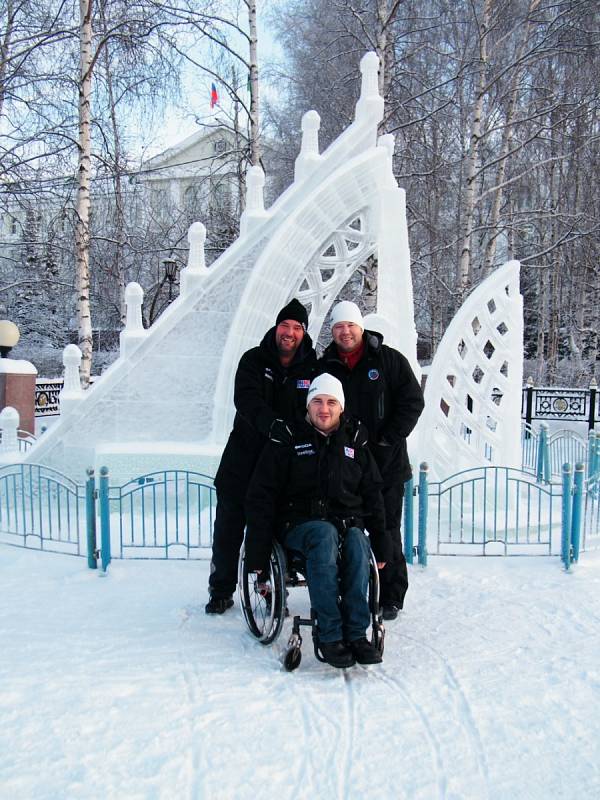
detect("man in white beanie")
[244,373,391,669]
[320,301,424,620]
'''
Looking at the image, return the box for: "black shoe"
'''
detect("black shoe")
[349,637,383,665]
[320,640,356,669]
[205,596,234,615]
[382,604,401,621]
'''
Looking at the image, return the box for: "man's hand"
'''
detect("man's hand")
[269,418,293,444]
[377,562,386,569]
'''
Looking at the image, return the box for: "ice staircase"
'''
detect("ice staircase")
[25,52,419,482]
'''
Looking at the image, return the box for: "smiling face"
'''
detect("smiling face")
[307,395,343,434]
[332,321,363,353]
[275,319,305,361]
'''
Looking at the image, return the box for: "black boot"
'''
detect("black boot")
[349,637,383,664]
[319,641,356,668]
[205,595,234,615]
[382,603,401,621]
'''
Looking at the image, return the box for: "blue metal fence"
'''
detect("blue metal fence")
[0,463,87,556]
[423,465,562,556]
[104,469,216,561]
[521,424,592,481]
[2,461,599,571]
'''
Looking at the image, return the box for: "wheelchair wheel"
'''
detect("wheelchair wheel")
[238,539,287,645]
[368,549,385,656]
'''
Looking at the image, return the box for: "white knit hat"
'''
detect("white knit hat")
[306,373,345,410]
[330,300,364,331]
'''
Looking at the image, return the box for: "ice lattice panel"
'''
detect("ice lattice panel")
[418,261,524,478]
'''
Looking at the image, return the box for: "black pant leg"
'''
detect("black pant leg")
[378,485,408,608]
[208,490,246,598]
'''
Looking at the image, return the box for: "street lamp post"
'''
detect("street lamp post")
[163,258,178,301]
[147,258,180,326]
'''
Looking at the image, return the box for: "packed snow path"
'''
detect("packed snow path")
[1,548,599,799]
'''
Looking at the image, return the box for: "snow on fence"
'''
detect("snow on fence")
[1,461,598,571]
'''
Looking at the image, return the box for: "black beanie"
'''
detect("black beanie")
[276,298,308,330]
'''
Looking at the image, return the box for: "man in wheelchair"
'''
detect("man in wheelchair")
[244,373,391,668]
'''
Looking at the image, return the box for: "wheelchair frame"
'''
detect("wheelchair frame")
[238,538,385,671]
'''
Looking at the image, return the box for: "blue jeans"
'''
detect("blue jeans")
[283,520,371,643]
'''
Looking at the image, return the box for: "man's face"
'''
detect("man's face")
[332,321,363,353]
[275,319,304,358]
[307,395,342,434]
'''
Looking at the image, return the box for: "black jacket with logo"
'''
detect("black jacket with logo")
[244,416,391,572]
[319,331,424,483]
[214,328,317,493]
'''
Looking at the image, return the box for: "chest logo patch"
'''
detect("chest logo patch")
[295,442,315,456]
[368,369,380,381]
[296,379,311,389]
[344,446,355,459]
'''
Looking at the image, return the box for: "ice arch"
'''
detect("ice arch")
[417,260,524,479]
[26,52,419,481]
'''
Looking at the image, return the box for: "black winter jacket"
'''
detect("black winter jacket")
[214,328,317,493]
[319,331,424,483]
[244,416,392,572]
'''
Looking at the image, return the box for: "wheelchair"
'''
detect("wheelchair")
[237,534,385,671]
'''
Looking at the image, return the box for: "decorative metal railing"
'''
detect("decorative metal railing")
[34,376,96,416]
[522,384,598,429]
[35,379,63,416]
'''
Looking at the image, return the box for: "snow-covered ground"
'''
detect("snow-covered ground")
[1,547,599,800]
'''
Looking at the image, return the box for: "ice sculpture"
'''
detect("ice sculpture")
[416,260,524,479]
[25,52,420,482]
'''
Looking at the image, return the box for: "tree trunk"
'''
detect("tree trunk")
[76,0,94,386]
[457,0,492,299]
[0,0,15,121]
[375,0,397,129]
[246,0,260,166]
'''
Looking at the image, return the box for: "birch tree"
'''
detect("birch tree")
[76,0,94,385]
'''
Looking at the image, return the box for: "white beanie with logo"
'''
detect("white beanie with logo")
[306,373,345,410]
[330,300,364,331]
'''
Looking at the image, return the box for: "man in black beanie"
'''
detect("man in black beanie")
[206,298,317,614]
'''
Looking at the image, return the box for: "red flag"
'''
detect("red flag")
[210,83,218,109]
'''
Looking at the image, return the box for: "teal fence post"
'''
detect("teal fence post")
[537,423,549,482]
[85,467,97,569]
[561,463,572,570]
[418,462,428,567]
[99,466,111,572]
[536,424,544,481]
[589,430,599,481]
[543,427,551,483]
[404,476,414,565]
[571,462,584,563]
